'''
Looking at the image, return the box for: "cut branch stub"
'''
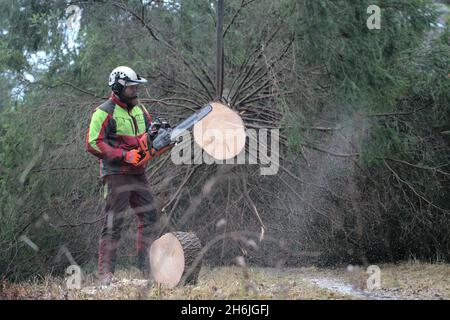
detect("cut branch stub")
[149,231,203,288]
[193,102,246,160]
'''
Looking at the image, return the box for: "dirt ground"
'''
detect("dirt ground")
[1,261,449,300]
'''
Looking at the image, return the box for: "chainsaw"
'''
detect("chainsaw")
[135,104,213,166]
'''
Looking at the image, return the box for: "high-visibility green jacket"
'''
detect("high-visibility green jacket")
[86,93,157,177]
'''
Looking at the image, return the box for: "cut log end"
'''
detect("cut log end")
[149,231,202,288]
[193,102,246,160]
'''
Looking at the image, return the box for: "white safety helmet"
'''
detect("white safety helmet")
[108,66,147,89]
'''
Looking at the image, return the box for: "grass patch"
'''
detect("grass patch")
[1,262,449,300]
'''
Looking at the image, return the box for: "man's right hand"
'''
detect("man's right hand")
[124,149,142,165]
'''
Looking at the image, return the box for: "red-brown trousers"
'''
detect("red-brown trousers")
[98,173,158,276]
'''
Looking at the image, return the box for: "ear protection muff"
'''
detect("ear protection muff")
[111,73,123,95]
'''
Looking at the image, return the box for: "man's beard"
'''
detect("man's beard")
[119,93,138,108]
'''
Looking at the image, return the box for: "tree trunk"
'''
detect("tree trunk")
[149,231,203,288]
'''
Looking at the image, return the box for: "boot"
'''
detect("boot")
[98,238,119,284]
[99,272,119,286]
[137,249,151,278]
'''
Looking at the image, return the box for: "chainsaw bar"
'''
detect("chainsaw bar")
[170,104,213,142]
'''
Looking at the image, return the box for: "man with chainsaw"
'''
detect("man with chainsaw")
[85,66,173,285]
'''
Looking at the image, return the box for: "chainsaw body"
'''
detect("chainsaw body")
[135,104,212,166]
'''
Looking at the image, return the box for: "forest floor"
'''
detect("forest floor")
[1,261,450,300]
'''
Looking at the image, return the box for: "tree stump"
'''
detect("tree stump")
[149,231,202,288]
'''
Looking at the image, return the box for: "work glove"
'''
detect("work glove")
[124,149,142,165]
[134,123,174,168]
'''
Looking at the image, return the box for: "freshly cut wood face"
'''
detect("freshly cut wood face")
[193,102,246,160]
[149,233,185,288]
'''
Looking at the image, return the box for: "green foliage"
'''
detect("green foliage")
[361,32,450,166]
[291,0,437,113]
